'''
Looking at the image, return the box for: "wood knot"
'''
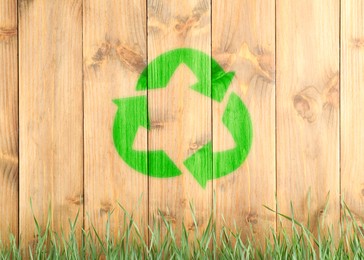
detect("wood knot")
[115,44,146,73]
[323,73,339,110]
[189,142,202,151]
[180,198,187,207]
[246,213,258,225]
[187,221,197,231]
[257,50,275,81]
[237,43,275,82]
[91,42,112,69]
[150,121,164,130]
[158,210,176,223]
[0,27,17,41]
[66,195,83,206]
[293,86,321,123]
[173,11,205,38]
[317,207,327,217]
[174,16,195,37]
[90,41,146,73]
[351,38,364,49]
[212,48,236,70]
[99,201,113,216]
[188,139,208,154]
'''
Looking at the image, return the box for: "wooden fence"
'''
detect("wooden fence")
[0,0,363,249]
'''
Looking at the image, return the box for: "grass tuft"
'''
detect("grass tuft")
[1,200,364,259]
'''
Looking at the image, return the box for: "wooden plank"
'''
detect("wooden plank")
[83,0,148,239]
[147,0,212,235]
[212,0,276,240]
[19,0,83,250]
[276,0,340,231]
[0,0,18,244]
[341,1,364,223]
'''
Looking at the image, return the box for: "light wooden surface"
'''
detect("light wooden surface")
[1,0,364,248]
[212,0,276,241]
[276,0,340,231]
[0,0,18,245]
[147,0,212,235]
[341,1,364,223]
[19,0,83,250]
[83,0,148,238]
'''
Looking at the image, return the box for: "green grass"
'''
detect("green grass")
[1,201,364,259]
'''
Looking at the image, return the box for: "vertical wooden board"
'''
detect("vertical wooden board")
[83,0,148,238]
[341,1,364,222]
[19,0,83,249]
[0,0,18,244]
[276,0,339,231]
[147,0,212,234]
[212,0,275,240]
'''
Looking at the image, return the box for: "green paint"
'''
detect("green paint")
[136,48,235,102]
[183,93,253,188]
[112,48,253,188]
[113,96,181,177]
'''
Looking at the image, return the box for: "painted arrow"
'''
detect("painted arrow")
[183,93,253,188]
[135,48,235,102]
[113,95,181,177]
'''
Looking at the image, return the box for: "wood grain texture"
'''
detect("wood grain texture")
[341,1,364,223]
[83,0,148,238]
[0,0,359,247]
[277,0,340,231]
[147,0,212,235]
[19,0,83,250]
[0,0,18,244]
[212,0,275,241]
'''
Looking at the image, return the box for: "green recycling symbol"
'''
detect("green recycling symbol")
[112,48,253,188]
